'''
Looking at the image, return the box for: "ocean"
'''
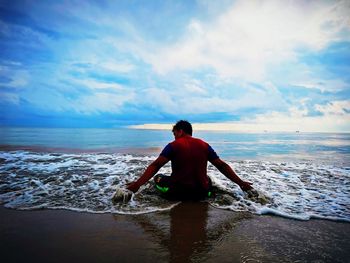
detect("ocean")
[0,127,349,221]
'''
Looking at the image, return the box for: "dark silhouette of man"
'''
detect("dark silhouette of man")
[127,120,252,199]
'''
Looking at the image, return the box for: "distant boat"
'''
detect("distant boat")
[296,130,300,133]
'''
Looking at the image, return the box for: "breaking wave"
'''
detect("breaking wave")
[0,150,349,222]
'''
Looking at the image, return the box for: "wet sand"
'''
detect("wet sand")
[1,203,349,263]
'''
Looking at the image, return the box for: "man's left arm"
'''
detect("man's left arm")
[127,156,169,193]
[210,158,253,191]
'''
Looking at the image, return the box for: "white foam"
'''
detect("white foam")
[0,151,349,221]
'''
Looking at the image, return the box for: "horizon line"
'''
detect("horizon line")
[0,124,349,133]
[127,123,350,133]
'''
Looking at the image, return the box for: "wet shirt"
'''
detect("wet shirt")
[160,136,219,191]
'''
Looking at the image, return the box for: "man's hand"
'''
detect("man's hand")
[239,181,253,192]
[126,181,140,193]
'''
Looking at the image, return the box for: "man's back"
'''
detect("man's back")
[161,135,217,191]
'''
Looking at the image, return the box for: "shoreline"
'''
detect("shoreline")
[1,204,349,263]
[0,144,162,155]
[1,144,347,164]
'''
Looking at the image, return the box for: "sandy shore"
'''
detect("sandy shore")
[1,203,349,263]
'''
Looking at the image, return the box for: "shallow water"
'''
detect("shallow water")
[0,150,349,222]
[1,128,349,163]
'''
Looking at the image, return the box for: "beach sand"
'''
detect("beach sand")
[1,203,349,263]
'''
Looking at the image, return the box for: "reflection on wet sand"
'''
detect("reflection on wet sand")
[115,202,350,262]
[120,202,252,263]
[168,202,209,262]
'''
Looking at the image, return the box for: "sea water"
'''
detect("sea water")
[0,127,349,221]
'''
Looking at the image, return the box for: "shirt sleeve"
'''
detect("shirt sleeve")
[160,143,173,159]
[208,145,219,161]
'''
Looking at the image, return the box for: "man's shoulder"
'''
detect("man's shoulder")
[172,136,208,145]
[191,136,209,146]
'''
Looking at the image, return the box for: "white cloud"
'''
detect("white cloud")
[2,60,22,67]
[179,96,236,114]
[142,0,349,81]
[67,58,135,75]
[99,61,135,73]
[72,78,125,90]
[130,100,350,132]
[315,100,350,115]
[23,86,135,114]
[246,108,350,133]
[292,78,350,92]
[0,92,20,105]
[0,66,30,88]
[7,71,29,88]
[140,88,178,112]
[131,114,350,133]
[72,92,135,114]
[183,80,208,95]
[214,100,350,132]
[60,61,130,90]
[139,81,286,115]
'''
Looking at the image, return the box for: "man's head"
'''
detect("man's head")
[172,120,193,138]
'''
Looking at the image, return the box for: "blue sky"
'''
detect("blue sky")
[0,0,349,132]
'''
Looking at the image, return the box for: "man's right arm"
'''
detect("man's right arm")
[126,155,169,193]
[210,158,253,191]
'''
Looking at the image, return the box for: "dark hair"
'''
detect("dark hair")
[173,120,193,135]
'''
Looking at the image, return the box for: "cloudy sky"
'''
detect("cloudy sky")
[0,0,349,132]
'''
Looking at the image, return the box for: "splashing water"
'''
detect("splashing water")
[0,151,349,221]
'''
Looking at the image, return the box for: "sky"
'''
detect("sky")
[0,0,349,132]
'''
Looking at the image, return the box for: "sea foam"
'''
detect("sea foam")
[0,150,349,221]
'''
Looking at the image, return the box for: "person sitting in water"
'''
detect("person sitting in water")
[127,120,253,200]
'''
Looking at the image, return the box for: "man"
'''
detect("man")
[127,120,252,200]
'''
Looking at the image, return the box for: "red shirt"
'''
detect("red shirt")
[160,135,219,191]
